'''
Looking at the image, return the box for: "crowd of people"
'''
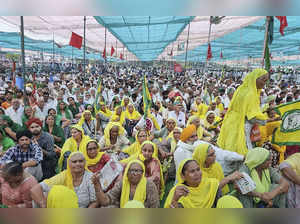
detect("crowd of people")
[0,64,299,208]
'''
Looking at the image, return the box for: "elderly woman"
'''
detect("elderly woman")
[99,122,130,156]
[110,106,126,126]
[187,115,212,142]
[201,111,222,143]
[279,153,300,208]
[122,129,148,159]
[96,103,112,131]
[235,147,289,208]
[0,161,38,208]
[58,125,91,171]
[21,106,34,129]
[124,104,141,137]
[31,151,97,208]
[164,159,232,208]
[78,110,100,140]
[92,160,160,208]
[218,69,269,156]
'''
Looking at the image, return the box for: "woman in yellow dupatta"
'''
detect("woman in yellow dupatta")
[215,96,225,115]
[78,110,95,126]
[164,159,220,208]
[110,106,126,126]
[217,68,269,156]
[98,103,113,117]
[84,139,105,171]
[47,185,79,208]
[187,115,212,141]
[125,104,141,120]
[58,125,91,170]
[192,144,230,195]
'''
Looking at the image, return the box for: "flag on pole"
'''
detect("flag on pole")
[207,43,212,61]
[203,87,210,105]
[272,100,300,146]
[111,46,115,56]
[102,48,106,59]
[142,75,152,118]
[264,37,271,72]
[69,32,83,49]
[174,62,183,73]
[220,50,223,59]
[275,16,288,36]
[120,53,123,60]
[94,77,102,111]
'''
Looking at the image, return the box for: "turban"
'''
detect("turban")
[180,124,197,142]
[16,130,32,141]
[26,118,43,128]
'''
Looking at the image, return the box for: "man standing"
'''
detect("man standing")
[0,130,43,181]
[26,118,57,179]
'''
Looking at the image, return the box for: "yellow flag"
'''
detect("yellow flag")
[272,100,300,146]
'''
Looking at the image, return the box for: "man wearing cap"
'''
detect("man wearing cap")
[27,118,57,179]
[0,130,43,181]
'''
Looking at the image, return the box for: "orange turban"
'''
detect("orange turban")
[180,124,197,142]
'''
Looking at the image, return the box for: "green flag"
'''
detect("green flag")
[94,77,102,112]
[264,38,271,72]
[142,75,152,118]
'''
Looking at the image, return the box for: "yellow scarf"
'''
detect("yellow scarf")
[122,131,145,157]
[193,144,229,194]
[47,185,79,208]
[164,159,219,208]
[58,125,91,170]
[84,139,105,170]
[120,160,147,208]
[203,111,222,130]
[215,96,224,113]
[245,147,271,203]
[284,153,300,176]
[125,104,141,120]
[77,110,95,126]
[98,104,113,118]
[110,106,126,126]
[147,113,161,130]
[166,127,182,153]
[103,122,125,147]
[216,195,243,208]
[187,115,204,139]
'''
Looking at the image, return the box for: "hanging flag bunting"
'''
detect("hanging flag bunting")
[275,16,288,36]
[102,48,106,59]
[69,32,83,49]
[111,46,115,56]
[174,62,183,73]
[207,43,212,61]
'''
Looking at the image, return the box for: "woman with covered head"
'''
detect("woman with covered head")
[31,151,98,208]
[124,103,141,137]
[99,122,130,155]
[192,144,243,195]
[44,115,65,148]
[78,110,101,140]
[0,115,23,141]
[96,103,112,131]
[21,106,34,129]
[92,159,160,208]
[235,147,289,208]
[0,161,38,208]
[187,115,212,142]
[217,69,270,156]
[58,125,91,171]
[110,106,126,126]
[201,111,222,142]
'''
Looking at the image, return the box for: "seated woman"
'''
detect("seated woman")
[279,153,300,208]
[96,103,112,131]
[0,115,23,140]
[21,106,34,129]
[110,106,126,127]
[31,152,97,208]
[0,130,15,157]
[164,159,230,208]
[48,108,63,127]
[124,104,141,137]
[78,110,100,140]
[235,147,289,208]
[0,161,38,208]
[192,144,243,195]
[187,115,212,142]
[46,185,79,208]
[122,129,148,159]
[201,111,222,143]
[44,115,65,148]
[67,97,81,119]
[58,125,91,171]
[99,122,130,156]
[92,159,160,208]
[215,97,224,117]
[57,101,73,123]
[121,97,131,111]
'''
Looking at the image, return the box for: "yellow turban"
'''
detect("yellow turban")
[180,124,197,142]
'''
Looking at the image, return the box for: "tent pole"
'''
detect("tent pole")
[184,22,191,71]
[20,16,28,105]
[72,46,74,69]
[83,16,86,77]
[262,16,271,67]
[104,26,107,64]
[52,32,54,64]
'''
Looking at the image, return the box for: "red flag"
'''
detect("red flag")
[69,32,83,49]
[207,43,212,61]
[111,46,115,56]
[102,48,106,59]
[275,16,288,36]
[120,53,123,60]
[220,50,223,59]
[174,62,183,73]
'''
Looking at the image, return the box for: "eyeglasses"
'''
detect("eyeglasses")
[128,169,143,175]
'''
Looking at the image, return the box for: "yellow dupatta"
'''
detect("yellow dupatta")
[164,159,219,208]
[192,144,229,195]
[283,153,300,176]
[77,110,95,126]
[120,160,147,208]
[216,195,243,208]
[245,147,271,203]
[98,103,113,118]
[125,104,141,120]
[103,122,125,147]
[147,112,161,130]
[122,130,146,157]
[166,127,182,153]
[203,111,222,130]
[47,185,79,208]
[217,68,268,156]
[110,106,126,126]
[84,139,105,171]
[215,96,225,113]
[187,115,204,139]
[58,125,91,170]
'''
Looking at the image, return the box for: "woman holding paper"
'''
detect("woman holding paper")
[235,147,289,208]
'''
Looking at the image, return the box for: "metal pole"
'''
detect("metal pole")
[52,32,55,63]
[72,46,73,68]
[104,26,107,64]
[20,16,28,105]
[205,18,213,68]
[184,22,191,71]
[83,16,86,77]
[263,16,271,66]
